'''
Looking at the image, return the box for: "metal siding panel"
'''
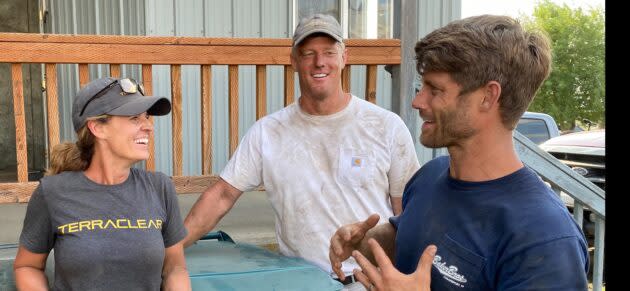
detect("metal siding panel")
[174,0,204,175]
[175,0,204,36]
[151,65,174,175]
[145,0,175,174]
[350,65,365,100]
[261,0,290,37]
[261,0,290,117]
[239,66,256,141]
[202,1,232,172]
[266,66,286,115]
[211,66,230,173]
[56,64,79,142]
[145,0,174,36]
[204,0,233,37]
[231,0,259,150]
[181,65,202,175]
[233,0,260,37]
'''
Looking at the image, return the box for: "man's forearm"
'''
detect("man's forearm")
[358,223,397,265]
[183,195,228,247]
[183,180,242,247]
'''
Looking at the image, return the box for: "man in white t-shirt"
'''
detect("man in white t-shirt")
[183,13,420,290]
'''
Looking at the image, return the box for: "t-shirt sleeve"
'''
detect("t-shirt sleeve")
[19,184,55,253]
[220,121,264,191]
[387,116,421,198]
[160,175,187,248]
[388,215,401,230]
[497,236,589,290]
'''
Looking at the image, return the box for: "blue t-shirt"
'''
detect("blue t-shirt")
[390,156,589,290]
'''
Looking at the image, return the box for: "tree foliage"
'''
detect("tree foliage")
[521,1,605,130]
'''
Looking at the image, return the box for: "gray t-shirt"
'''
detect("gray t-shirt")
[19,168,187,291]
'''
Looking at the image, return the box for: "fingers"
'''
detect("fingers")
[352,249,382,289]
[414,244,437,283]
[329,232,348,279]
[331,227,351,256]
[359,214,380,233]
[329,214,380,282]
[368,238,394,270]
[353,268,373,290]
[329,248,345,280]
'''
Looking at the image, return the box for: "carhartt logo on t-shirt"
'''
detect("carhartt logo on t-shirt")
[351,157,363,167]
[57,218,163,234]
[433,254,467,288]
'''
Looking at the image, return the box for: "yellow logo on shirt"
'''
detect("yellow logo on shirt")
[57,218,163,234]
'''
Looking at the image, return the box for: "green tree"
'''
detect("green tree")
[521,1,605,130]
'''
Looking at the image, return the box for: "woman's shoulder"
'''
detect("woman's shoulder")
[131,168,172,187]
[39,170,82,185]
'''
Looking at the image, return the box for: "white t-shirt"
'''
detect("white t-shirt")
[221,95,420,275]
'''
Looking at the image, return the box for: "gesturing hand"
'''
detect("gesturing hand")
[329,214,380,280]
[352,238,436,291]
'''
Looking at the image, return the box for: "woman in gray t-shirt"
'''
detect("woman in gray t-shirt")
[14,77,190,291]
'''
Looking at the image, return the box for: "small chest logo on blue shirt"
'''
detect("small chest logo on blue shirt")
[433,254,467,288]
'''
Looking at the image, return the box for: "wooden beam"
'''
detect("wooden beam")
[142,64,156,171]
[366,65,377,103]
[0,182,39,203]
[0,175,265,203]
[110,64,121,77]
[78,64,89,88]
[0,40,400,65]
[12,64,28,182]
[170,65,183,176]
[341,67,350,93]
[256,65,267,120]
[201,65,212,175]
[45,64,60,158]
[0,33,399,47]
[228,65,239,157]
[284,65,294,106]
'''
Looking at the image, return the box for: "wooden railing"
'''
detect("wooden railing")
[0,32,400,202]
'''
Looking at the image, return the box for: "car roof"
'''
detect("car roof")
[540,130,605,156]
[542,130,605,148]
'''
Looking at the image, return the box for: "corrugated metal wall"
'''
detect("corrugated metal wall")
[47,0,460,175]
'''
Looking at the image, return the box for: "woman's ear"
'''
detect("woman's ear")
[480,81,501,112]
[86,119,106,139]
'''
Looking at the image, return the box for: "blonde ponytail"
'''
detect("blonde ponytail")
[46,116,108,175]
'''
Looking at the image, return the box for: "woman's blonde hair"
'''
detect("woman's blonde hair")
[46,115,109,175]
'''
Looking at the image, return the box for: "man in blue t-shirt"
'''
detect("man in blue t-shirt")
[328,15,589,291]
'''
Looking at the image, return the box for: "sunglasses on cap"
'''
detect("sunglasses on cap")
[79,78,145,116]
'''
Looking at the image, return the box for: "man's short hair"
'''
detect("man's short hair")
[415,15,552,129]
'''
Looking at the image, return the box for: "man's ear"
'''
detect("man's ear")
[341,48,348,69]
[480,81,501,112]
[290,51,298,71]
